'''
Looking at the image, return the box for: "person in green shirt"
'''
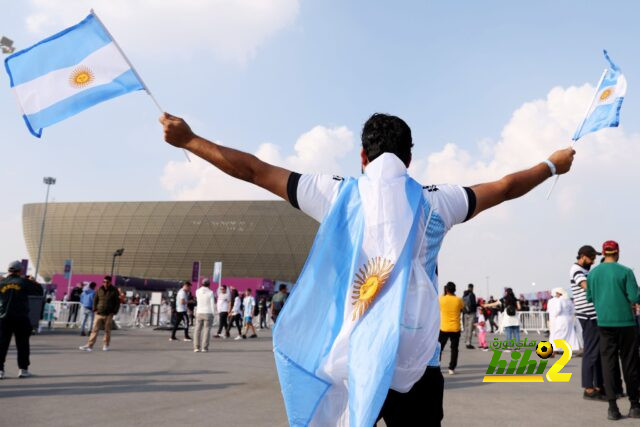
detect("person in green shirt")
[586,240,640,420]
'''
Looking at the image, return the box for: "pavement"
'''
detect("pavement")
[0,328,637,426]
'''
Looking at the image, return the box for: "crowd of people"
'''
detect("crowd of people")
[437,242,640,421]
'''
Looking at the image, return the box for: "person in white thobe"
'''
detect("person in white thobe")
[548,288,580,352]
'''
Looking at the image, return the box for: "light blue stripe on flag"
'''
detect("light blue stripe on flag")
[4,14,111,87]
[24,69,143,137]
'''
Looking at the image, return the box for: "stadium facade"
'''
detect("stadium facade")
[22,201,319,283]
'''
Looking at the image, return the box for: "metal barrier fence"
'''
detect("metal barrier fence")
[518,311,549,334]
[42,302,153,329]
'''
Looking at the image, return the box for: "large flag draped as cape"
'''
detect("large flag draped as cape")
[273,153,437,426]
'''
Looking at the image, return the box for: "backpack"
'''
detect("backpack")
[506,304,516,316]
[463,293,473,314]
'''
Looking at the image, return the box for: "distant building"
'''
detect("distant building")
[23,201,319,285]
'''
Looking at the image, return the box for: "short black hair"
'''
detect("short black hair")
[279,284,287,291]
[104,276,112,282]
[361,113,413,166]
[89,282,96,289]
[445,281,456,294]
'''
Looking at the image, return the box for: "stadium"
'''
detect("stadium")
[22,201,319,294]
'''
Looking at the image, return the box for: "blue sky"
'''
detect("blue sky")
[2,1,639,296]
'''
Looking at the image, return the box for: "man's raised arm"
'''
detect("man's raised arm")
[160,113,292,201]
[468,147,575,219]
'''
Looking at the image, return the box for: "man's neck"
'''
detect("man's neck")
[603,257,617,263]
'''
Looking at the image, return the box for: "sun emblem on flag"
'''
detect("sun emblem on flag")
[351,257,394,321]
[69,66,95,88]
[599,87,613,102]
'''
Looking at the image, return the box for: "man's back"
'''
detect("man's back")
[196,287,215,314]
[439,294,463,332]
[587,262,639,327]
[0,275,43,318]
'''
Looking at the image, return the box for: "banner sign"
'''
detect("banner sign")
[192,261,200,284]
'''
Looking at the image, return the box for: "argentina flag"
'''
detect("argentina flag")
[4,11,144,137]
[273,153,442,427]
[573,50,627,141]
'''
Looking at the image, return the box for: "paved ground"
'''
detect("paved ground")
[0,328,636,426]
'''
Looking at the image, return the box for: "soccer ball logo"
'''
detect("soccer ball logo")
[536,341,553,359]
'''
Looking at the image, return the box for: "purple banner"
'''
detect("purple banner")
[191,261,200,284]
[21,259,28,275]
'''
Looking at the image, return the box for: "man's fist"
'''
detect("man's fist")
[159,113,195,148]
[548,147,576,175]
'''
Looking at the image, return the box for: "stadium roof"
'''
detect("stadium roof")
[23,201,319,282]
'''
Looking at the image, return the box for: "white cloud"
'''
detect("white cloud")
[25,0,300,63]
[161,125,355,200]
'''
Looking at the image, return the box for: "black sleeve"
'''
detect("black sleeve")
[287,172,302,209]
[463,187,476,222]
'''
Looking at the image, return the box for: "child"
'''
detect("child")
[476,305,488,350]
[43,297,56,330]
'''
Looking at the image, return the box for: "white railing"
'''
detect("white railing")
[518,311,549,334]
[41,302,154,329]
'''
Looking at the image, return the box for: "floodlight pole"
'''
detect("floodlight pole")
[34,177,56,281]
[111,248,124,278]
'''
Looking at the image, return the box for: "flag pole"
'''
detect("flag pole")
[546,68,608,199]
[90,9,190,162]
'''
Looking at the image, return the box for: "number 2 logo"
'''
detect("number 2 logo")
[546,339,573,382]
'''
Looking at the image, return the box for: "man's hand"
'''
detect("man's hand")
[160,113,196,148]
[548,147,576,175]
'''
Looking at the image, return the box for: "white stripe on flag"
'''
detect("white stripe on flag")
[594,75,627,107]
[13,42,130,115]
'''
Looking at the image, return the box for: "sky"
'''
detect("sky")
[1,1,640,297]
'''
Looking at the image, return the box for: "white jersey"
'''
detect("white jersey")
[243,296,255,318]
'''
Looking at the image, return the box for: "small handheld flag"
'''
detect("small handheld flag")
[547,50,626,199]
[4,11,146,137]
[572,50,627,141]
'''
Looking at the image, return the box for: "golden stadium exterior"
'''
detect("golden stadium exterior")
[22,201,319,282]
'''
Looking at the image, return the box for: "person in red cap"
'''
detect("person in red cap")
[587,240,640,420]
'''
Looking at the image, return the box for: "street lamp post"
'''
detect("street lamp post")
[111,248,125,278]
[34,177,56,281]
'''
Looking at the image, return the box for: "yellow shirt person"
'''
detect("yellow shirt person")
[439,294,464,332]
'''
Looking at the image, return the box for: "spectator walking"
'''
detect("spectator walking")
[271,284,288,323]
[586,240,640,420]
[570,244,605,401]
[485,288,521,351]
[170,281,192,342]
[214,285,231,338]
[79,282,96,336]
[193,279,215,352]
[242,289,258,339]
[67,283,82,326]
[258,296,268,330]
[43,298,55,330]
[229,289,243,340]
[79,276,120,352]
[462,283,477,349]
[438,282,464,375]
[0,261,44,379]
